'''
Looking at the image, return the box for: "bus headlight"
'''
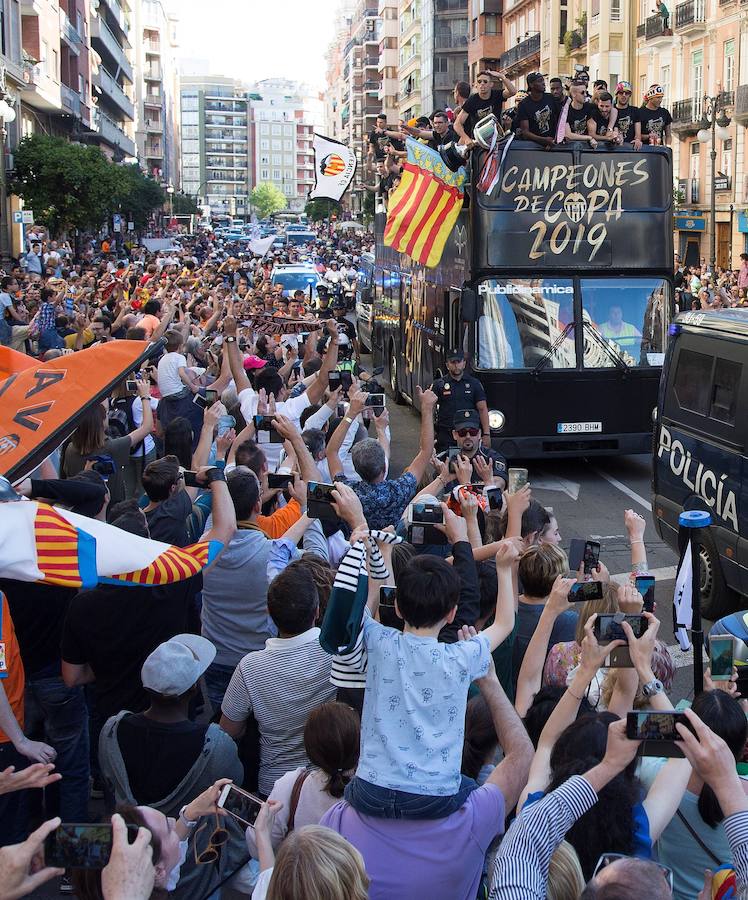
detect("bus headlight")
[488,409,505,431]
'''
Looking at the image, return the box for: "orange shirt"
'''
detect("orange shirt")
[256,499,302,539]
[0,595,25,744]
[139,313,161,339]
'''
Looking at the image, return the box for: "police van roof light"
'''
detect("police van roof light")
[668,324,681,336]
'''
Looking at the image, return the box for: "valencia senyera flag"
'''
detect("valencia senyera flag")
[383,139,467,268]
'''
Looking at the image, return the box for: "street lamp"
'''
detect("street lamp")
[697,94,732,271]
[166,183,174,218]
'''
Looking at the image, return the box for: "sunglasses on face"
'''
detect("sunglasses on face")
[456,427,480,437]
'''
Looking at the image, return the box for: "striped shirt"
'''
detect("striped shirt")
[221,627,335,796]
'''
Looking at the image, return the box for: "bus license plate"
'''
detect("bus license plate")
[557,422,602,434]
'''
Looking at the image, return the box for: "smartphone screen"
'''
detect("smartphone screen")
[412,503,444,525]
[268,473,293,490]
[710,636,734,681]
[583,540,601,574]
[568,539,585,571]
[328,372,342,391]
[218,784,263,827]
[485,487,503,511]
[45,823,138,870]
[595,613,646,642]
[568,581,604,602]
[635,576,656,613]
[626,711,689,742]
[379,586,402,630]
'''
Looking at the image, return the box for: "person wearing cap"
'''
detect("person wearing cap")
[639,85,672,146]
[614,81,642,148]
[98,634,243,900]
[454,69,516,144]
[331,299,359,362]
[315,284,334,319]
[438,408,508,489]
[516,73,558,148]
[432,350,490,451]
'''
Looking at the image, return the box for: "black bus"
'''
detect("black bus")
[370,141,674,457]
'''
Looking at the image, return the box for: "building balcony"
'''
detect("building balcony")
[499,31,540,70]
[671,97,704,133]
[60,82,81,117]
[60,8,82,55]
[674,0,706,32]
[364,80,379,92]
[144,40,161,55]
[143,64,162,81]
[96,67,135,120]
[435,0,469,12]
[144,117,162,133]
[644,13,672,42]
[144,92,162,107]
[735,84,748,123]
[145,143,163,159]
[98,0,130,38]
[91,14,133,82]
[567,25,587,54]
[718,90,735,108]
[364,55,379,66]
[636,22,645,36]
[21,62,61,111]
[434,33,469,50]
[93,109,136,157]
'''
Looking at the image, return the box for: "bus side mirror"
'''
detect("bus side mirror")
[461,288,478,322]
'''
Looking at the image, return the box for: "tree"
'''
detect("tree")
[112,164,165,231]
[250,182,287,219]
[172,191,200,216]
[305,198,339,222]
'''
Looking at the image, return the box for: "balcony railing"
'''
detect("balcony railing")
[434,32,468,49]
[144,92,162,106]
[671,97,704,130]
[569,25,587,49]
[645,12,669,39]
[674,0,705,29]
[60,83,81,117]
[145,118,162,132]
[364,55,379,65]
[436,0,468,9]
[499,31,540,69]
[97,67,135,120]
[735,84,748,122]
[636,22,645,36]
[93,109,136,156]
[90,14,133,82]
[143,65,161,80]
[60,9,82,52]
[718,90,735,107]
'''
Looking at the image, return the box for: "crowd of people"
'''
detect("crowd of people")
[675,254,748,311]
[1,216,748,900]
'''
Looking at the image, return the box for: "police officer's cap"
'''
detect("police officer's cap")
[447,349,465,361]
[455,408,480,428]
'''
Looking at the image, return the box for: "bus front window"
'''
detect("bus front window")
[580,278,668,368]
[476,278,576,370]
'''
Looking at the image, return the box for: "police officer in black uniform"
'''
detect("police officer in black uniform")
[331,297,359,361]
[315,284,334,319]
[438,408,508,489]
[432,350,490,451]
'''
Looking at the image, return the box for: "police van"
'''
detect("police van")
[653,309,747,618]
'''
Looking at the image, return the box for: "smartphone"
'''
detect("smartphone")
[365,393,385,412]
[568,580,604,602]
[594,613,646,643]
[626,711,692,756]
[125,379,138,392]
[709,635,735,681]
[407,523,449,547]
[307,481,338,521]
[339,371,353,393]
[568,539,601,574]
[635,575,656,614]
[485,487,503,511]
[379,586,403,631]
[253,415,282,444]
[268,472,294,490]
[217,783,263,828]
[328,372,342,391]
[336,402,348,418]
[446,447,462,472]
[45,823,138,870]
[193,390,218,409]
[411,502,444,526]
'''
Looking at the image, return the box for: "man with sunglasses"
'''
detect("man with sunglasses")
[440,409,508,490]
[432,349,490,451]
[614,81,642,149]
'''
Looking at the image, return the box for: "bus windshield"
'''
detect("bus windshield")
[476,276,668,371]
[581,277,668,368]
[476,278,576,370]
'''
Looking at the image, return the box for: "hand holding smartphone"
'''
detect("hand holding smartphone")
[709,635,734,681]
[45,823,139,869]
[217,784,263,828]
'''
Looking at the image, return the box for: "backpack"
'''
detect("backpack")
[107,396,144,457]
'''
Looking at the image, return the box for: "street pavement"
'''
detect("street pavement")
[380,390,710,705]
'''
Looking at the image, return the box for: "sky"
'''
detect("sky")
[175,0,340,91]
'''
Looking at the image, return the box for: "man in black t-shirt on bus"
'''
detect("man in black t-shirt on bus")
[639,84,672,146]
[613,81,642,148]
[516,72,559,148]
[454,69,517,142]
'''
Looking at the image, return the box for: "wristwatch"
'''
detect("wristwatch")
[204,467,226,484]
[641,678,664,697]
[224,335,236,343]
[178,805,198,831]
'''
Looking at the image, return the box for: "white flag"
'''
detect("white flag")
[672,539,693,651]
[309,134,357,202]
[248,235,275,258]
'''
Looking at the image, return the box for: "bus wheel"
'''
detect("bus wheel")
[388,341,404,405]
[697,531,738,620]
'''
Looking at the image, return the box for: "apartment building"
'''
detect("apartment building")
[179,73,250,221]
[90,0,136,159]
[398,0,421,119]
[248,78,323,213]
[540,0,633,88]
[467,0,504,84]
[378,0,398,119]
[634,0,748,266]
[133,0,179,186]
[499,0,541,95]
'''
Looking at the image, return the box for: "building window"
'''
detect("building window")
[272,124,281,134]
[272,154,281,164]
[610,0,621,20]
[272,169,281,179]
[181,96,198,111]
[260,139,269,149]
[640,74,647,99]
[261,168,269,179]
[182,111,198,125]
[660,65,670,101]
[724,39,735,93]
[484,14,498,34]
[78,73,84,97]
[722,138,732,180]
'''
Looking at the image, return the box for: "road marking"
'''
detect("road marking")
[593,468,652,512]
[532,472,581,501]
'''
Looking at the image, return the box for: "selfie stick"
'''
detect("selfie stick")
[679,509,711,697]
